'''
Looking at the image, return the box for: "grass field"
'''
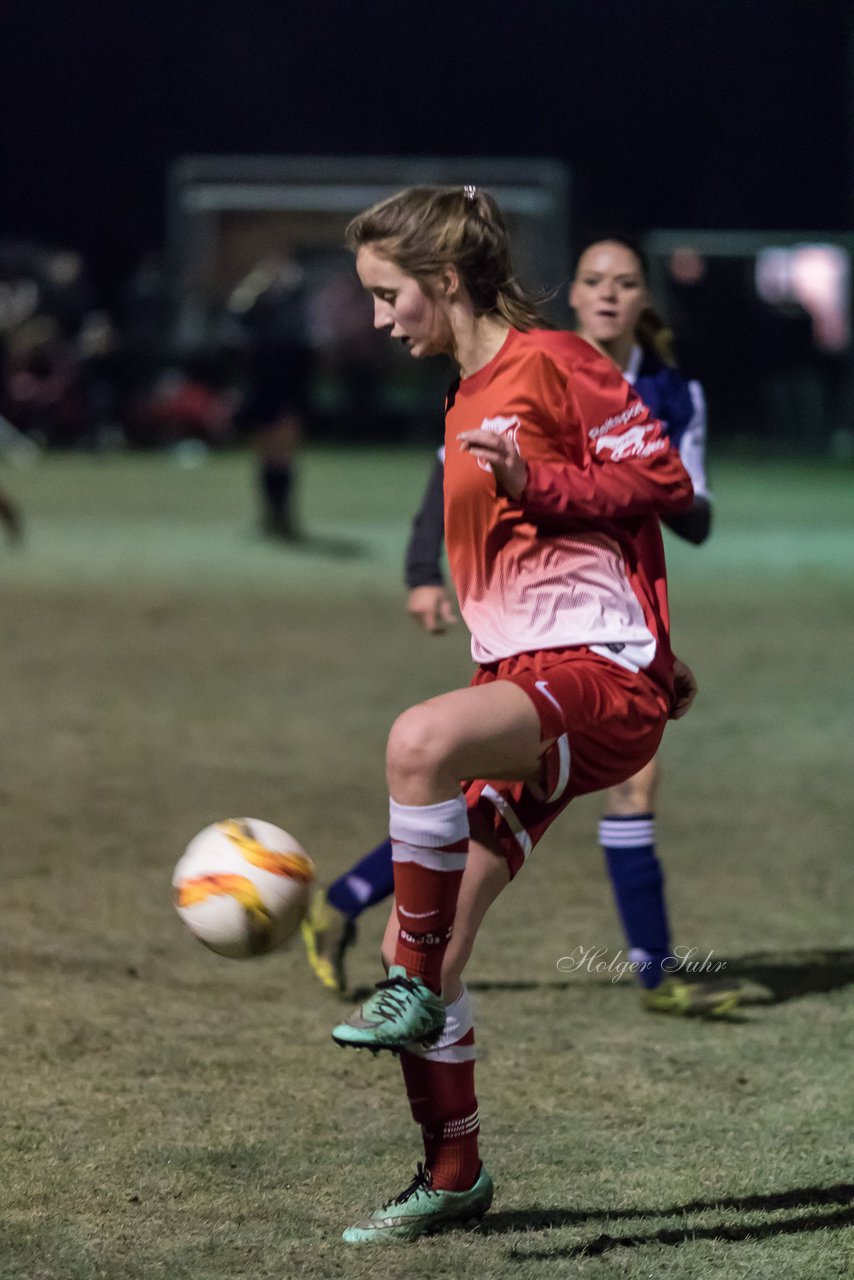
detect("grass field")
[0,448,852,1279]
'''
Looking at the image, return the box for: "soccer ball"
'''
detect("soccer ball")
[173,818,315,958]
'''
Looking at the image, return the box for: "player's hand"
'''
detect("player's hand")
[670,658,698,719]
[407,585,457,634]
[457,429,526,499]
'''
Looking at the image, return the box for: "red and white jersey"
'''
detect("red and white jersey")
[443,328,694,690]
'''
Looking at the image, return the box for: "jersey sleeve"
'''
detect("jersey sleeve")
[404,456,446,588]
[675,380,710,499]
[521,356,694,521]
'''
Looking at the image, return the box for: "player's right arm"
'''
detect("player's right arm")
[531,358,694,520]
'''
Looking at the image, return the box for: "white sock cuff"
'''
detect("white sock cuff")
[389,794,469,848]
[598,816,656,848]
[405,984,476,1060]
[442,982,474,1043]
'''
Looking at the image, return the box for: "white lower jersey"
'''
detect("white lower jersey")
[463,530,656,671]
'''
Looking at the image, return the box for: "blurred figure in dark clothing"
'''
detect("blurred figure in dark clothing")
[229,250,313,540]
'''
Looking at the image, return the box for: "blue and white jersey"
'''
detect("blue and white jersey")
[624,345,709,499]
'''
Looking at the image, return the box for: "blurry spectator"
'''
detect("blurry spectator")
[0,239,123,450]
[2,316,84,445]
[39,249,94,338]
[130,357,237,448]
[77,310,124,447]
[120,251,239,448]
[0,241,43,335]
[0,240,94,342]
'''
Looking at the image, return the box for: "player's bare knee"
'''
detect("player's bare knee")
[386,704,455,792]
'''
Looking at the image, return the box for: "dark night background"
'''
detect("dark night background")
[0,0,851,299]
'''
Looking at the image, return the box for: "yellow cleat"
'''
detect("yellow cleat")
[300,888,356,996]
[642,975,742,1019]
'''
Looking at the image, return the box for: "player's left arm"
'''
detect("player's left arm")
[404,452,456,634]
[459,357,694,519]
[662,379,713,545]
[404,454,446,589]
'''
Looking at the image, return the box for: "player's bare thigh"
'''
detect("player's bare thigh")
[387,680,551,805]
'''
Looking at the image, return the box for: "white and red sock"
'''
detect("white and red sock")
[390,794,468,993]
[400,984,480,1191]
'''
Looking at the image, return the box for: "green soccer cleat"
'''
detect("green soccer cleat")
[642,974,742,1019]
[300,887,356,996]
[342,1162,494,1243]
[332,965,445,1052]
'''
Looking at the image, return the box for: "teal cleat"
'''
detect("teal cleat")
[332,965,445,1052]
[343,1162,494,1243]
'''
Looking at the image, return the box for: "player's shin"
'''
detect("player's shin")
[390,795,468,993]
[331,796,467,1050]
[400,984,480,1191]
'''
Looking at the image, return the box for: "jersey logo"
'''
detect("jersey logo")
[588,400,645,439]
[475,414,522,470]
[594,424,666,461]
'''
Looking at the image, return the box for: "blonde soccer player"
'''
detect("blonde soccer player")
[331,187,695,1242]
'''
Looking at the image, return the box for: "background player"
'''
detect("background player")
[228,249,312,540]
[304,237,733,1017]
[326,185,695,1241]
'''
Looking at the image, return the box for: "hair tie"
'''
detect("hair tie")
[463,185,477,201]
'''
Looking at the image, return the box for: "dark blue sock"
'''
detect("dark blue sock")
[327,838,395,920]
[600,814,670,990]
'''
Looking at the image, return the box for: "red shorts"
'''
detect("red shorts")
[463,646,671,878]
